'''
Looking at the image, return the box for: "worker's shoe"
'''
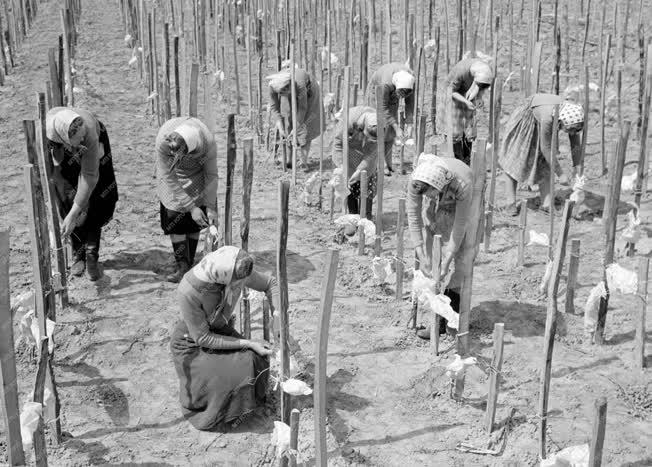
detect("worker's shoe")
[86,248,101,281]
[70,250,86,277]
[416,318,448,340]
[187,236,199,266]
[167,240,189,283]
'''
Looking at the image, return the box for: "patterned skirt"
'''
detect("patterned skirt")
[436,89,476,141]
[498,100,560,184]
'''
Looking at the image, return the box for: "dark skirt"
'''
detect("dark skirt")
[159,204,206,235]
[169,320,269,431]
[55,121,118,228]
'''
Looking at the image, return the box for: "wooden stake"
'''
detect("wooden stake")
[231,4,241,115]
[538,199,576,459]
[385,0,391,62]
[634,256,649,369]
[341,65,351,213]
[224,114,236,245]
[290,40,297,186]
[549,105,559,260]
[457,139,487,357]
[484,76,502,251]
[595,121,631,344]
[188,62,199,117]
[588,397,608,467]
[374,85,385,257]
[60,8,73,106]
[565,239,580,314]
[634,44,652,207]
[277,181,291,426]
[174,35,181,116]
[32,338,49,467]
[485,322,504,433]
[396,198,406,300]
[579,65,590,176]
[0,230,26,466]
[48,49,62,107]
[431,234,442,356]
[600,34,612,176]
[289,408,300,467]
[358,170,368,254]
[314,249,339,467]
[581,0,591,63]
[241,138,254,339]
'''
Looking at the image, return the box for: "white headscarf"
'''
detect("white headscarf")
[412,156,453,192]
[46,108,81,146]
[392,70,415,90]
[174,123,201,153]
[267,70,292,93]
[193,245,240,284]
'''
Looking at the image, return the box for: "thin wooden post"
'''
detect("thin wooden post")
[0,231,26,466]
[384,0,391,62]
[174,35,181,116]
[289,408,300,467]
[277,181,291,426]
[565,239,581,314]
[579,65,590,176]
[431,234,442,356]
[635,256,649,369]
[538,199,575,459]
[600,35,612,176]
[314,249,339,467]
[396,198,406,300]
[374,85,385,257]
[33,338,49,467]
[588,397,608,467]
[241,138,254,339]
[634,44,652,207]
[341,65,351,212]
[596,122,631,344]
[290,40,297,186]
[485,322,504,433]
[548,105,559,260]
[48,49,62,107]
[231,5,241,114]
[484,77,502,251]
[518,200,527,266]
[188,62,199,117]
[457,139,487,357]
[60,8,73,106]
[263,298,271,342]
[358,170,368,255]
[224,114,236,245]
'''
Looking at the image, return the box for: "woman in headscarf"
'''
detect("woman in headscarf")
[268,66,324,169]
[365,62,416,173]
[332,106,392,217]
[498,95,583,215]
[46,107,118,281]
[438,58,494,165]
[170,246,279,431]
[157,117,218,282]
[406,155,474,339]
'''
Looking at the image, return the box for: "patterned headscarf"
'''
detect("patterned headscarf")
[193,246,240,284]
[411,156,454,192]
[174,123,201,153]
[392,70,415,90]
[46,108,81,146]
[470,59,493,84]
[559,102,584,127]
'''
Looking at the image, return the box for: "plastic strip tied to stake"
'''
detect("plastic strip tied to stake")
[569,174,586,205]
[271,421,291,458]
[371,256,396,285]
[540,444,589,467]
[19,310,56,353]
[281,378,313,396]
[527,230,549,247]
[621,210,642,244]
[584,281,607,334]
[445,354,478,379]
[328,167,350,202]
[20,401,43,451]
[606,263,638,295]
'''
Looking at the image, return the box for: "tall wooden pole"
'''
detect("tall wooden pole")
[374,85,385,256]
[224,114,236,245]
[277,181,291,426]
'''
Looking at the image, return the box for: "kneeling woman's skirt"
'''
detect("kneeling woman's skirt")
[170,320,269,431]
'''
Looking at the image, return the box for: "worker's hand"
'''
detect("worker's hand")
[247,339,273,357]
[348,171,361,187]
[207,208,218,225]
[465,100,476,111]
[61,211,78,238]
[275,120,286,138]
[191,206,209,228]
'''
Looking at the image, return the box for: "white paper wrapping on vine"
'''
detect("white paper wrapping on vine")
[606,263,638,295]
[584,281,607,334]
[621,209,642,244]
[527,230,549,247]
[412,271,458,329]
[358,219,376,245]
[539,260,553,293]
[19,310,56,353]
[320,47,339,70]
[621,171,637,192]
[371,256,395,285]
[328,167,350,202]
[445,354,477,379]
[424,39,438,58]
[20,401,43,450]
[271,350,298,378]
[569,174,586,205]
[281,378,313,396]
[540,443,589,467]
[301,172,321,205]
[271,421,291,458]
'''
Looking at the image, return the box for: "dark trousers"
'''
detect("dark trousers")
[346,176,376,219]
[70,223,102,261]
[453,137,473,166]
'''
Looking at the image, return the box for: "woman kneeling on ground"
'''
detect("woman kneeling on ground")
[46,107,119,281]
[407,155,473,340]
[170,246,278,431]
[498,94,583,216]
[156,117,218,282]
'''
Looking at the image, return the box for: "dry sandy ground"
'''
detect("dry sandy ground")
[0,0,651,465]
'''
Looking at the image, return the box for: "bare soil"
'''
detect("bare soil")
[1,0,650,466]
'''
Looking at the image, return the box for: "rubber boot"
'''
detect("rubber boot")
[85,228,102,281]
[70,230,86,276]
[347,194,360,215]
[187,236,199,266]
[166,240,189,283]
